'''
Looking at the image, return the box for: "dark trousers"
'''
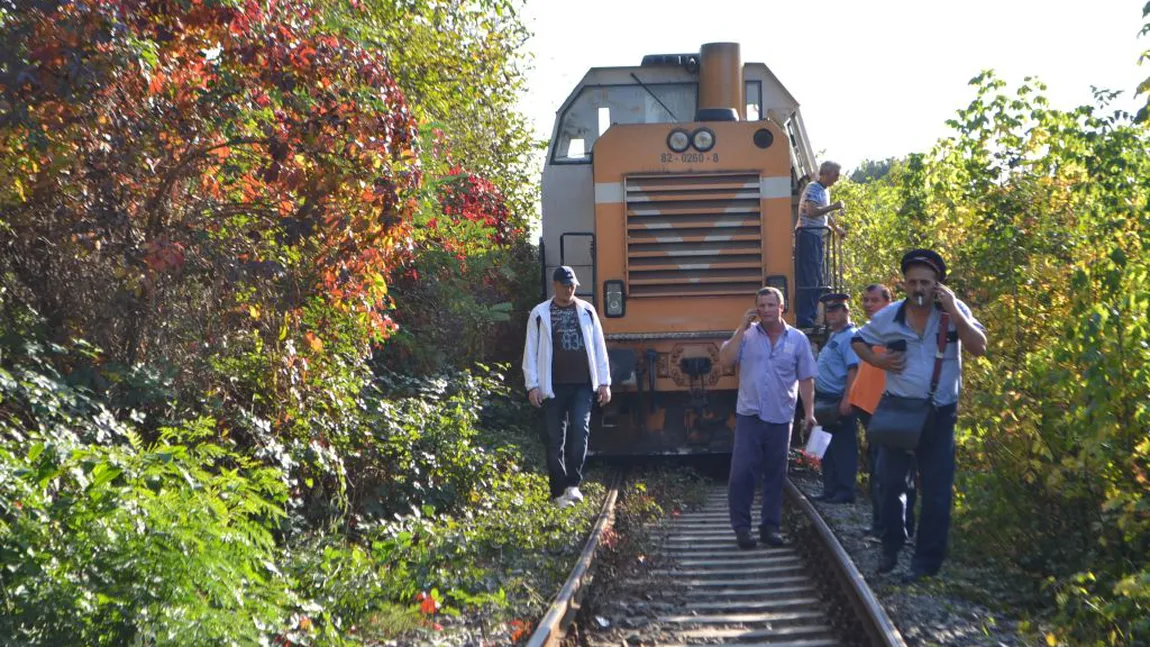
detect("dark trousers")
[728,415,792,533]
[859,409,916,535]
[878,404,956,574]
[795,229,824,327]
[543,383,593,498]
[821,412,858,501]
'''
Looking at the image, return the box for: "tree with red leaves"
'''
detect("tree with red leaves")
[0,0,422,429]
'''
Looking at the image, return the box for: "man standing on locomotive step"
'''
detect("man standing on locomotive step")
[851,250,986,583]
[849,284,916,540]
[522,266,612,508]
[795,161,846,328]
[719,286,817,549]
[811,292,860,504]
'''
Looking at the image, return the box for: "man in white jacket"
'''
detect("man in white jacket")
[522,266,612,507]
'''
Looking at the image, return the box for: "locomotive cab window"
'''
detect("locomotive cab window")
[745,80,762,121]
[552,83,698,163]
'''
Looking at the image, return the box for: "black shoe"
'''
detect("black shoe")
[877,553,898,574]
[735,531,757,550]
[759,527,785,547]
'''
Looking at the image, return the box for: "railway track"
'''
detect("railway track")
[527,472,905,647]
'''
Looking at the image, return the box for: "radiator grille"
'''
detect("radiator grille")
[625,173,763,297]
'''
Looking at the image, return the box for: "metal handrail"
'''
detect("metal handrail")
[794,224,844,298]
[538,237,548,301]
[559,231,597,305]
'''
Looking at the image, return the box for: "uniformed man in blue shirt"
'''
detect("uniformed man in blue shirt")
[851,249,987,583]
[812,293,861,504]
[719,286,818,549]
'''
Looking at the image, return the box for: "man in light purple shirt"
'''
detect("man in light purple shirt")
[719,287,818,549]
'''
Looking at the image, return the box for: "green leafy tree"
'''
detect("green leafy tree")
[848,157,895,183]
[317,0,542,376]
[0,0,538,511]
[838,71,1150,645]
[1137,1,1150,122]
[326,0,541,228]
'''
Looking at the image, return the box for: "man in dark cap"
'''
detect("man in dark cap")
[851,249,987,583]
[812,292,862,503]
[522,266,612,508]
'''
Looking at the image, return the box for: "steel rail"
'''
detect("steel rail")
[525,471,623,647]
[785,478,908,647]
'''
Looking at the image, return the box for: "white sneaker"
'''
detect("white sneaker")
[564,486,584,502]
[552,494,574,509]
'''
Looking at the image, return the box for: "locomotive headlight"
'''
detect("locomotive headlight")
[667,129,690,153]
[691,128,715,152]
[604,280,625,317]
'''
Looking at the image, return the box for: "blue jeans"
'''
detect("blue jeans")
[795,229,824,327]
[878,404,956,574]
[728,415,792,533]
[543,383,593,498]
[821,411,858,501]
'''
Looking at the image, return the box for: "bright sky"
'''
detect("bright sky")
[517,0,1147,173]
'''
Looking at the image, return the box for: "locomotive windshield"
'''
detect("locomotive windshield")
[552,82,697,162]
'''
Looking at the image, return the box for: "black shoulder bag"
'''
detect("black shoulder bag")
[865,312,950,450]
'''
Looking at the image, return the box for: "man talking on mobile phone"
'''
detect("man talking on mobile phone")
[851,249,987,583]
[719,286,817,549]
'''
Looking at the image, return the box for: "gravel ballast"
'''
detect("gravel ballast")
[788,462,1043,647]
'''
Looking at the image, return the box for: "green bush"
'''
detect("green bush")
[0,332,602,644]
[338,365,532,524]
[838,73,1150,645]
[0,362,294,645]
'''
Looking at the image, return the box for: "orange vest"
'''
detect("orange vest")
[848,345,886,414]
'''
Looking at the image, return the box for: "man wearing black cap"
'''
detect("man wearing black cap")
[851,249,987,583]
[521,266,612,508]
[812,292,861,504]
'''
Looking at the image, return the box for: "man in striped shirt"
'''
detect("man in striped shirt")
[795,161,845,327]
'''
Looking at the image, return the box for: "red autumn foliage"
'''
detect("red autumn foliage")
[415,590,440,615]
[508,619,529,643]
[372,155,536,373]
[1,0,420,423]
[436,167,521,246]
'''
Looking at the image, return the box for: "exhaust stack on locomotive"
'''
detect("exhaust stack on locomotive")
[698,42,744,120]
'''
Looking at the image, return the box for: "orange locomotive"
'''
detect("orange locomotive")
[539,42,841,455]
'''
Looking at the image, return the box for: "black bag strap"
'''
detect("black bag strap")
[928,312,950,398]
